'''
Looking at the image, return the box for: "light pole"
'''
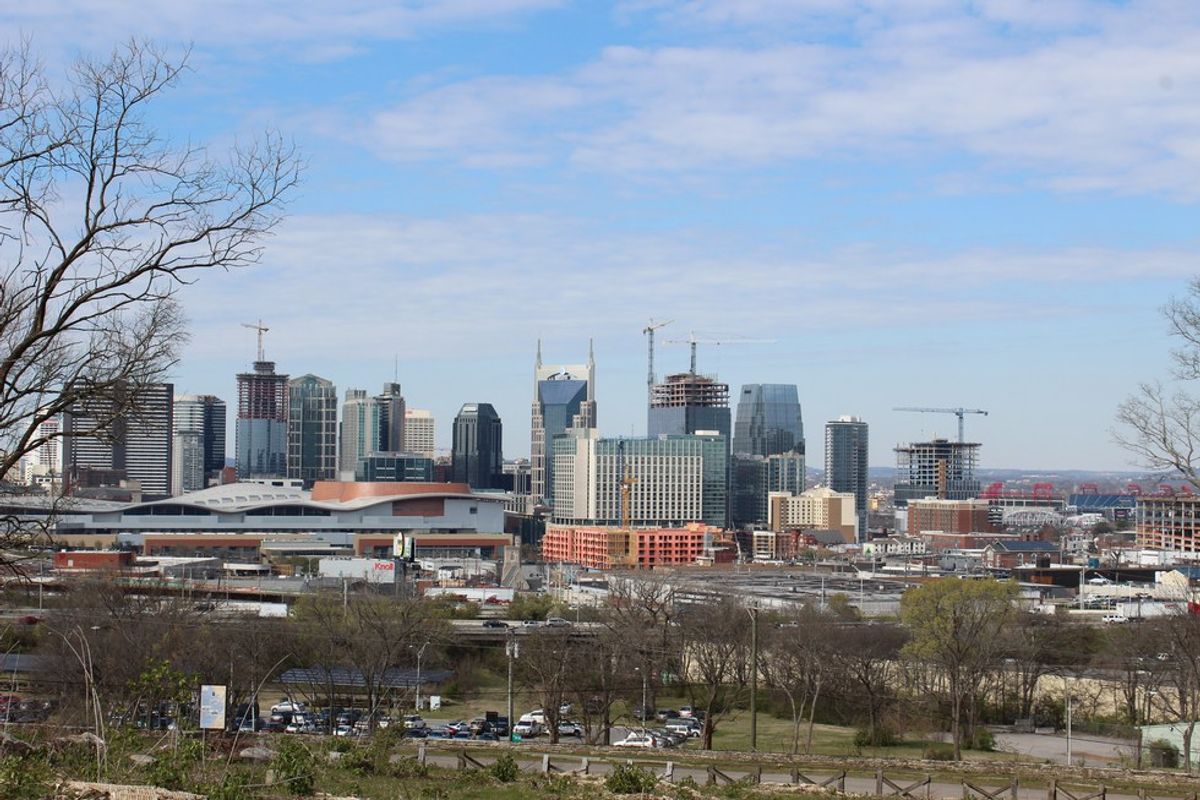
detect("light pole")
[748,605,759,752]
[633,666,648,736]
[1065,689,1073,766]
[413,641,430,711]
[506,633,518,742]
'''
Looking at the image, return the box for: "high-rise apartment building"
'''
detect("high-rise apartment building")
[172,394,226,495]
[236,359,289,479]
[894,438,981,508]
[339,383,407,478]
[730,452,806,528]
[825,416,869,540]
[404,409,436,458]
[551,431,727,528]
[64,383,174,496]
[22,417,63,490]
[287,375,338,488]
[530,341,596,509]
[452,403,503,490]
[733,384,805,457]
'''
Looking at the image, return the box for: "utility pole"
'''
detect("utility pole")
[506,633,518,742]
[749,606,759,751]
[1066,691,1073,766]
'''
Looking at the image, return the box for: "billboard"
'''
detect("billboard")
[318,557,397,584]
[199,684,226,730]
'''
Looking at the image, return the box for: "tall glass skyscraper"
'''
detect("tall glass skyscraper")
[530,341,596,509]
[287,374,338,488]
[236,360,288,479]
[732,384,805,457]
[825,416,869,540]
[452,403,503,490]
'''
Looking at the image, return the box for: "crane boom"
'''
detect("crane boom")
[241,319,270,362]
[893,406,988,443]
[662,331,775,374]
[642,318,673,404]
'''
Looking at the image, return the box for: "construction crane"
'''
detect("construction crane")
[241,319,269,361]
[893,406,988,443]
[642,318,673,404]
[663,331,775,374]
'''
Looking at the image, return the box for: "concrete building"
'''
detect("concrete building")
[236,359,288,479]
[172,395,225,495]
[732,384,804,457]
[768,486,857,543]
[287,375,338,488]
[22,417,63,491]
[1138,494,1200,553]
[648,373,731,443]
[552,430,727,529]
[530,341,596,509]
[64,383,174,496]
[541,522,723,569]
[404,409,436,458]
[452,403,503,490]
[894,438,981,508]
[907,498,996,535]
[825,416,868,539]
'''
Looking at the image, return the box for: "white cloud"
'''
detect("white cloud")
[1,0,562,59]
[353,3,1200,195]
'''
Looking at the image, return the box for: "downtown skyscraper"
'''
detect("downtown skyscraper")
[236,359,289,479]
[64,382,174,496]
[452,403,503,490]
[339,382,406,479]
[530,341,596,509]
[172,394,226,494]
[288,375,338,487]
[825,416,869,540]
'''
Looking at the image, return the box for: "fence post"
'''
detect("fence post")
[1048,779,1057,800]
[963,782,970,800]
[1012,777,1019,800]
[707,765,718,786]
[417,745,426,766]
[791,765,799,785]
[1137,790,1146,800]
[542,754,551,774]
[664,761,674,782]
[580,757,589,776]
[1099,787,1106,800]
[876,769,884,796]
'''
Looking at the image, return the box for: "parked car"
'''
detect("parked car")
[545,617,571,627]
[521,619,543,627]
[519,709,546,724]
[512,720,542,737]
[270,699,306,714]
[666,718,701,737]
[403,714,426,730]
[556,721,583,738]
[614,733,658,748]
[678,706,694,718]
[656,709,680,722]
[477,731,500,741]
[482,619,509,629]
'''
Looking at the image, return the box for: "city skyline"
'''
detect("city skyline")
[10,3,1199,471]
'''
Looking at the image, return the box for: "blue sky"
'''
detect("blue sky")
[10,0,1200,470]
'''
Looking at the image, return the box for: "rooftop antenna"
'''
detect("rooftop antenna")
[241,319,269,361]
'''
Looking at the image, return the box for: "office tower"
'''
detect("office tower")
[172,395,226,494]
[404,409,436,458]
[356,453,434,482]
[236,359,289,479]
[894,438,980,508]
[287,375,338,488]
[64,382,174,496]
[551,431,727,528]
[452,403,503,490]
[530,341,596,509]
[825,416,869,539]
[339,383,407,477]
[733,384,804,457]
[730,451,806,528]
[648,373,731,442]
[22,417,63,489]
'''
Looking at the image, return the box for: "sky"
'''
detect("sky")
[9,0,1200,471]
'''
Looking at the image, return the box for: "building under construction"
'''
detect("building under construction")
[894,438,980,508]
[647,373,731,441]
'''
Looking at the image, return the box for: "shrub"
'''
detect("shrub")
[1149,738,1180,769]
[490,752,520,783]
[0,755,52,800]
[207,773,253,800]
[969,728,995,752]
[146,736,205,790]
[923,743,956,761]
[854,726,901,748]
[275,737,317,796]
[605,763,658,795]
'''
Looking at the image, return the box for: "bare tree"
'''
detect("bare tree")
[1115,279,1200,488]
[828,621,907,746]
[516,627,575,744]
[760,605,831,754]
[0,40,298,551]
[678,595,752,750]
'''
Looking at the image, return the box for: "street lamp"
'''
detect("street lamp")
[412,641,430,711]
[633,666,648,736]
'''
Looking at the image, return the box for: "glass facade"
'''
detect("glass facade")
[732,384,805,456]
[537,378,588,502]
[356,452,434,482]
[287,375,337,487]
[451,403,504,489]
[825,418,869,535]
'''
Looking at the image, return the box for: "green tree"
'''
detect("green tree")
[900,578,1017,760]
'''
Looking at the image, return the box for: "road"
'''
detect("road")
[994,731,1136,767]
